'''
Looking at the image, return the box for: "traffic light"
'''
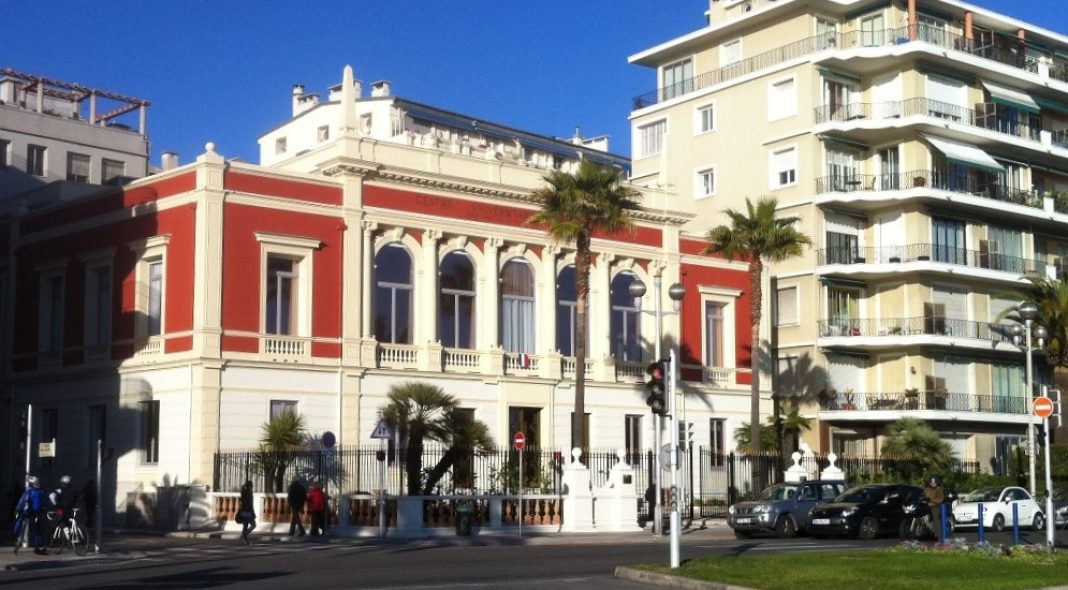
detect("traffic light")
[645,360,667,416]
[17,411,27,451]
[1051,389,1063,427]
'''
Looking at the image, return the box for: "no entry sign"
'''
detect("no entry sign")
[513,432,526,451]
[1034,396,1055,419]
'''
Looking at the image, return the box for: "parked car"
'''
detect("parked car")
[1054,489,1068,529]
[953,486,1045,531]
[807,484,923,540]
[728,480,848,538]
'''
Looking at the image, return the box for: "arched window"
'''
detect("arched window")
[440,251,476,348]
[556,265,577,356]
[373,244,413,344]
[500,259,535,353]
[610,271,641,362]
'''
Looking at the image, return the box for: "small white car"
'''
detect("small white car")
[952,486,1045,531]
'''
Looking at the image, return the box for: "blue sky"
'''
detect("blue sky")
[3,1,1066,166]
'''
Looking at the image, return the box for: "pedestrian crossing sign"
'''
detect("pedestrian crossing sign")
[370,419,393,440]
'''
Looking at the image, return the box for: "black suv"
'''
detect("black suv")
[728,480,848,538]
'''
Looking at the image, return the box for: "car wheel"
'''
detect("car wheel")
[775,515,797,539]
[992,513,1006,532]
[733,530,752,539]
[1032,513,1045,531]
[858,516,879,541]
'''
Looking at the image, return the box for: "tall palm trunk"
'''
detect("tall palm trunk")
[749,259,764,457]
[573,232,592,452]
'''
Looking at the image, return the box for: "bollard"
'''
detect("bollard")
[1012,503,1020,545]
[940,503,949,542]
[978,503,985,543]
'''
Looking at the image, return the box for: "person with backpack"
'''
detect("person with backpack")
[16,476,49,555]
[307,481,326,536]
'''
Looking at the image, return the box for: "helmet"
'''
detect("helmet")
[60,475,71,486]
[929,475,941,486]
[26,475,39,488]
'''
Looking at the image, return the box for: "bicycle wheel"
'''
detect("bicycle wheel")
[71,523,88,556]
[13,520,28,555]
[49,522,67,554]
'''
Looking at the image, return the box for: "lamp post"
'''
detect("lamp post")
[630,277,685,567]
[1014,302,1045,495]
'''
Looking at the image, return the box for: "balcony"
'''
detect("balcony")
[815,169,1047,210]
[819,390,1028,415]
[817,316,1015,344]
[633,24,1068,110]
[815,98,1044,144]
[817,243,1047,277]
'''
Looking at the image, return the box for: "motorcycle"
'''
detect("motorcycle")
[900,492,956,541]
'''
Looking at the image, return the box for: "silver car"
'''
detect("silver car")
[728,480,847,538]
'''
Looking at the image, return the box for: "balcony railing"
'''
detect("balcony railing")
[817,242,1047,276]
[815,169,1046,209]
[634,23,1068,109]
[818,316,1016,343]
[815,98,1044,143]
[819,390,1029,414]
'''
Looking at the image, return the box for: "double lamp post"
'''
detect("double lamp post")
[1012,301,1047,497]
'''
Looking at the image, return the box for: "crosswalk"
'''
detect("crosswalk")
[121,539,379,563]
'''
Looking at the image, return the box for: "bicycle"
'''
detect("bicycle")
[48,508,88,556]
[12,513,29,555]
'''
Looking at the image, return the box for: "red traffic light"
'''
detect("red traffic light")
[646,361,666,379]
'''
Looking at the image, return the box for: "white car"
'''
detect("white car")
[952,486,1045,531]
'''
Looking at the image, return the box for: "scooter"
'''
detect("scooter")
[900,492,956,541]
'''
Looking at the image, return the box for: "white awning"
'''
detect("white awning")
[922,135,1003,173]
[981,81,1040,114]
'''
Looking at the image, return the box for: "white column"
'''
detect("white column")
[360,221,377,339]
[538,245,559,355]
[482,237,502,350]
[419,229,441,345]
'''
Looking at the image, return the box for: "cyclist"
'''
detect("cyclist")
[15,476,48,555]
[50,475,76,532]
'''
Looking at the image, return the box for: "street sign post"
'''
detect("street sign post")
[372,414,392,538]
[514,432,525,537]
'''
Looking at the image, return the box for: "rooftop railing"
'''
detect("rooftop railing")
[634,24,1068,109]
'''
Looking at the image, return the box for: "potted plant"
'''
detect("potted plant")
[818,388,837,409]
[904,388,920,410]
[842,388,856,410]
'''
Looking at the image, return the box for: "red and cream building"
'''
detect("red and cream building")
[2,67,753,517]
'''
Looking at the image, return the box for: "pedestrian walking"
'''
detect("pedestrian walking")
[307,481,326,536]
[16,476,49,555]
[238,480,256,545]
[287,479,307,537]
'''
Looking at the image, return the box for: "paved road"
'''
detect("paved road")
[1,525,1063,589]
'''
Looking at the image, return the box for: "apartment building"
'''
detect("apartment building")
[629,0,1068,470]
[0,68,150,200]
[2,67,754,521]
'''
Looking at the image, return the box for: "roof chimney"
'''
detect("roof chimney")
[292,84,305,116]
[371,80,392,97]
[161,152,179,171]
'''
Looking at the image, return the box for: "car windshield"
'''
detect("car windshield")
[757,483,799,501]
[835,486,886,503]
[962,488,1002,503]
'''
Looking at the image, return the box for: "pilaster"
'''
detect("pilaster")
[418,229,441,346]
[192,144,225,358]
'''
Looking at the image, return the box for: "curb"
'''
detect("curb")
[614,566,759,590]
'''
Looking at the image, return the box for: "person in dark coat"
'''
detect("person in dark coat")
[307,481,326,536]
[238,480,256,545]
[82,479,98,528]
[287,479,307,537]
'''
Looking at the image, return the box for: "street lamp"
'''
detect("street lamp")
[630,276,685,568]
[1013,302,1046,495]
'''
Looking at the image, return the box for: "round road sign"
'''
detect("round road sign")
[1034,396,1055,419]
[513,432,526,451]
[322,431,337,449]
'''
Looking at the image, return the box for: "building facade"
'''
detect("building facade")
[2,67,754,521]
[629,0,1068,469]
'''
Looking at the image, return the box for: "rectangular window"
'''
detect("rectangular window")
[86,265,112,346]
[275,137,287,154]
[860,13,885,47]
[39,274,64,352]
[88,405,106,467]
[27,144,46,176]
[140,400,160,464]
[932,217,966,265]
[40,408,58,466]
[768,78,797,120]
[637,120,666,159]
[704,302,724,366]
[266,257,297,335]
[317,125,329,142]
[696,103,715,134]
[719,39,741,67]
[66,152,90,182]
[696,167,716,198]
[776,286,798,326]
[147,260,163,336]
[770,147,798,188]
[625,414,642,465]
[270,399,298,419]
[1,139,10,168]
[662,58,693,100]
[102,158,124,184]
[710,419,726,465]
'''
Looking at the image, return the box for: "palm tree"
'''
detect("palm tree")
[258,410,307,492]
[733,421,777,453]
[772,405,812,453]
[383,382,457,496]
[703,197,811,456]
[421,408,495,494]
[527,160,641,450]
[1017,277,1068,440]
[881,418,954,483]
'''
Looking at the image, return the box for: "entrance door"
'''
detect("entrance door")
[508,407,541,449]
